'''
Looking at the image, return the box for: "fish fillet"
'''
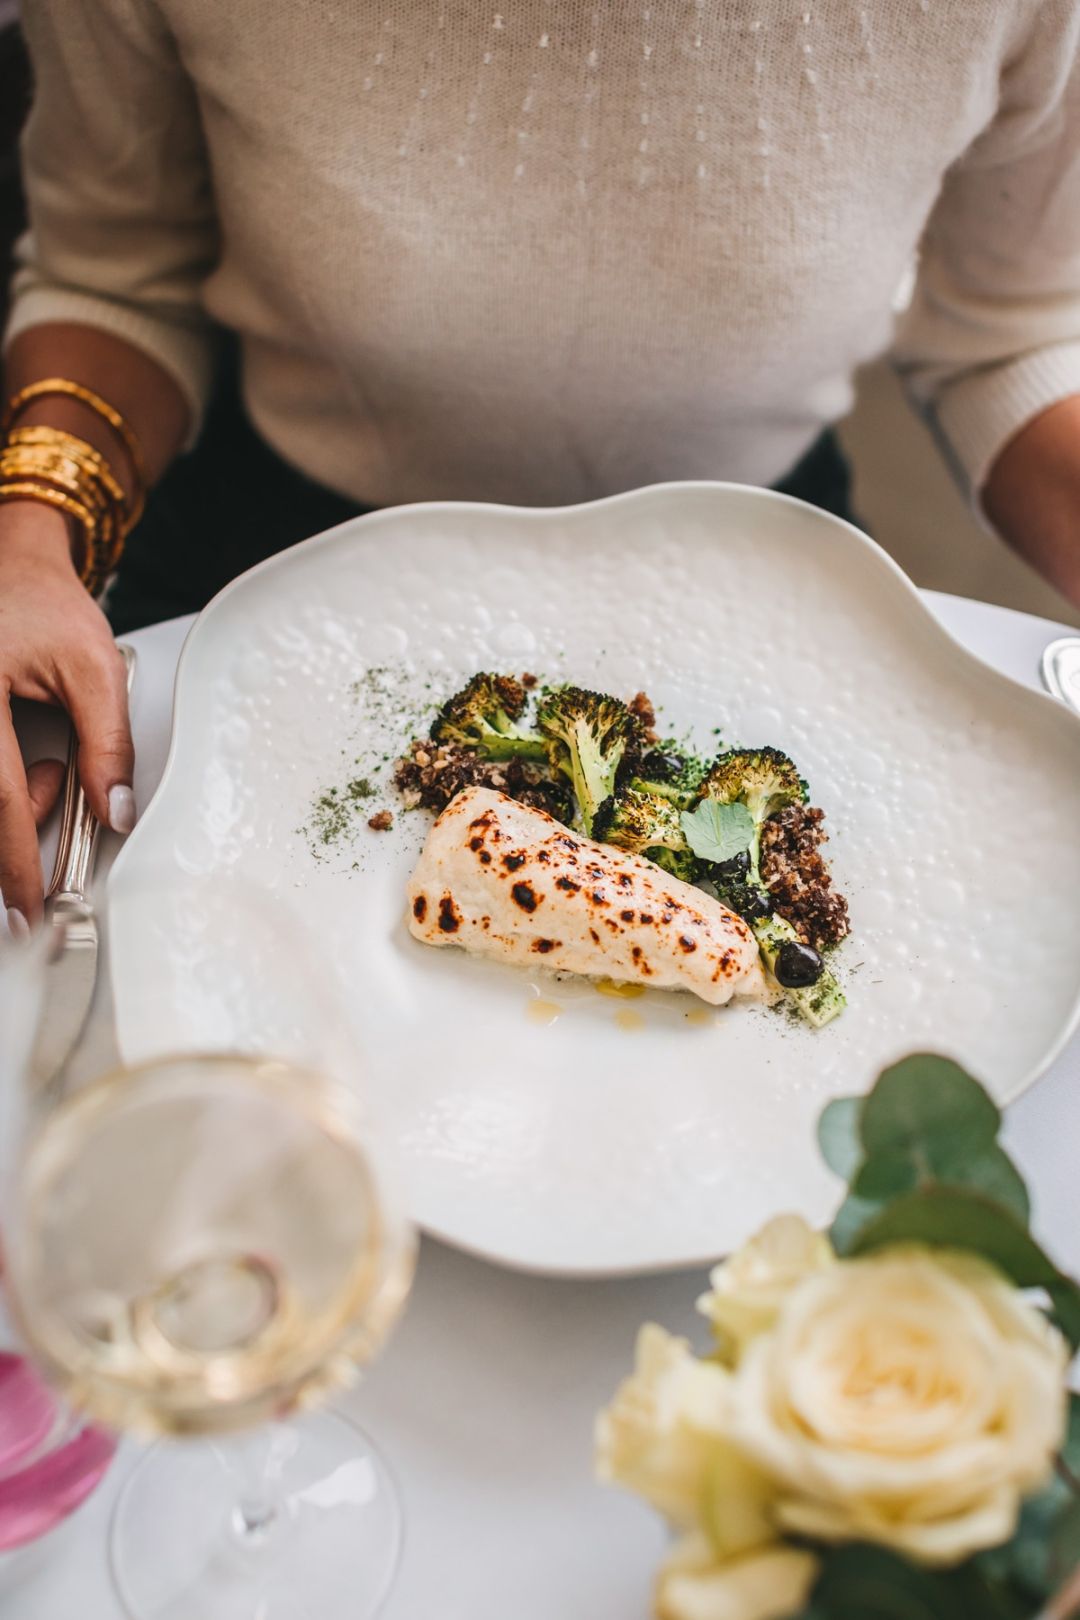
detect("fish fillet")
[406,786,766,1005]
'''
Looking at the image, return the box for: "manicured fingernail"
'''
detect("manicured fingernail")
[5,907,30,942]
[108,785,136,835]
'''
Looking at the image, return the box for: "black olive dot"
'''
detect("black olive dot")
[739,888,773,922]
[642,750,685,782]
[714,850,751,879]
[775,941,824,988]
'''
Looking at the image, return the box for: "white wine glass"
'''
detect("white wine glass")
[2,871,416,1620]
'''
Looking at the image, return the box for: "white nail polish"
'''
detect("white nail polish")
[108,785,137,836]
[5,907,30,942]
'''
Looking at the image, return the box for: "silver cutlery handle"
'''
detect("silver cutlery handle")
[1041,637,1080,718]
[46,644,137,902]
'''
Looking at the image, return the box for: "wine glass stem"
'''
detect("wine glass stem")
[234,1495,277,1543]
[222,1428,291,1551]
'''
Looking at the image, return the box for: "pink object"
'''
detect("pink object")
[0,1353,115,1551]
[0,1356,55,1470]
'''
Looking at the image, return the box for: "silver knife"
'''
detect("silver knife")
[30,644,136,1089]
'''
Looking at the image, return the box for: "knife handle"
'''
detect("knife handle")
[46,645,137,902]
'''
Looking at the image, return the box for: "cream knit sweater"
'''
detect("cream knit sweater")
[6,1,1080,510]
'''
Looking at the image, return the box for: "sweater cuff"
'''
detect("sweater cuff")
[935,340,1080,500]
[3,285,215,449]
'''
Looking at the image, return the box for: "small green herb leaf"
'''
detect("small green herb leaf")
[680,799,754,864]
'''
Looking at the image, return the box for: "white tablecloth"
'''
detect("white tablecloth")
[7,592,1079,1620]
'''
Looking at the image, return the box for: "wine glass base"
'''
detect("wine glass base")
[110,1409,402,1620]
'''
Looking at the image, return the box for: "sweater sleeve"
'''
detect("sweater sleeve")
[892,2,1080,503]
[3,0,219,435]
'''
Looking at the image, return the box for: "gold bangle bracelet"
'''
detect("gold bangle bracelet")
[3,427,130,515]
[0,484,117,595]
[0,440,127,593]
[1,378,148,504]
[0,467,114,538]
[6,427,129,502]
[0,449,119,507]
[0,455,120,534]
[1,404,144,595]
[1,422,135,590]
[0,479,97,578]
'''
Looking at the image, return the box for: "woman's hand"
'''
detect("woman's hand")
[0,501,134,933]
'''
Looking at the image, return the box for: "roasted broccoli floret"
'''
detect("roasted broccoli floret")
[430,673,548,761]
[594,783,685,850]
[593,785,698,883]
[624,748,708,812]
[647,846,699,883]
[699,747,807,836]
[629,776,698,812]
[698,748,844,1027]
[537,686,640,834]
[698,746,807,885]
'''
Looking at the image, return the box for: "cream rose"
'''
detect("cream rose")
[697,1215,835,1364]
[657,1532,819,1620]
[730,1247,1068,1565]
[595,1324,738,1530]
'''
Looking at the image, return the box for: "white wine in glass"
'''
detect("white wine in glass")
[11,1054,412,1436]
[4,874,416,1620]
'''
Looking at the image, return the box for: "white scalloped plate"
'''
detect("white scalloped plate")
[111,484,1080,1275]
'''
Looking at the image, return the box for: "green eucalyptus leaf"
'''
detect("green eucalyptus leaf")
[974,1403,1080,1604]
[680,799,754,864]
[817,1096,864,1183]
[1060,1392,1080,1480]
[1050,1494,1080,1588]
[830,1192,885,1256]
[851,1140,1028,1228]
[853,1151,919,1202]
[849,1187,1080,1347]
[808,1544,954,1620]
[927,1143,1031,1225]
[860,1055,1000,1159]
[945,1563,1036,1619]
[979,1485,1063,1601]
[976,1433,1080,1606]
[1047,1281,1080,1355]
[850,1186,1053,1278]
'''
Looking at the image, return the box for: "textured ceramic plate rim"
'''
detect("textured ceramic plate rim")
[113,483,1080,1274]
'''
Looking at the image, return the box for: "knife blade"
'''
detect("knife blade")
[30,645,136,1090]
[30,893,100,1090]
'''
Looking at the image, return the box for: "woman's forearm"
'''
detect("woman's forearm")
[3,322,191,499]
[982,395,1080,609]
[0,323,189,923]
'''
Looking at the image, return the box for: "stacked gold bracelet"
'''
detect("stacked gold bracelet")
[0,380,147,597]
